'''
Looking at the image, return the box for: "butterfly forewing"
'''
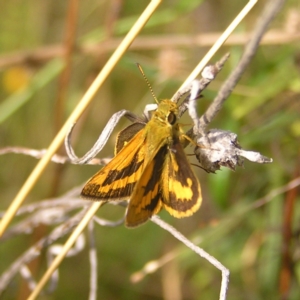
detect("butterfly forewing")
[115,122,145,154]
[81,130,146,200]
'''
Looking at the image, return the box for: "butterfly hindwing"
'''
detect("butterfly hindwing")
[125,145,168,227]
[161,138,202,218]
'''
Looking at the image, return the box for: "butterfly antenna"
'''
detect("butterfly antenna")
[136,63,159,104]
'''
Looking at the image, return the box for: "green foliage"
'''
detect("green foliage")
[0,0,299,299]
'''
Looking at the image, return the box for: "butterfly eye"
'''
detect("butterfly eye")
[167,112,176,125]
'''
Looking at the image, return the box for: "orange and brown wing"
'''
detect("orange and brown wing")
[81,129,146,201]
[161,138,202,218]
[125,145,168,227]
[115,122,145,154]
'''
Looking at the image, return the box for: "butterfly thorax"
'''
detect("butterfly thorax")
[143,99,180,163]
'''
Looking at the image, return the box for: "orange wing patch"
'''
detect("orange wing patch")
[81,130,146,200]
[161,139,202,218]
[125,146,168,227]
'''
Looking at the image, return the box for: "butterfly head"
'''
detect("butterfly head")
[154,99,178,126]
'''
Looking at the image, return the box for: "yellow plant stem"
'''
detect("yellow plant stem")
[0,0,162,237]
[27,202,103,300]
[177,0,257,93]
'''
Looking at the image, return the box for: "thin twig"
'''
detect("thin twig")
[47,233,86,293]
[199,0,286,130]
[175,0,258,94]
[177,53,230,118]
[65,110,135,164]
[0,207,90,296]
[1,30,298,69]
[0,147,112,166]
[130,176,300,283]
[27,202,103,300]
[151,216,230,300]
[1,186,82,217]
[0,147,71,164]
[19,265,37,292]
[88,220,97,300]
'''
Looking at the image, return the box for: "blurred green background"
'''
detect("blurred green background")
[0,0,300,299]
